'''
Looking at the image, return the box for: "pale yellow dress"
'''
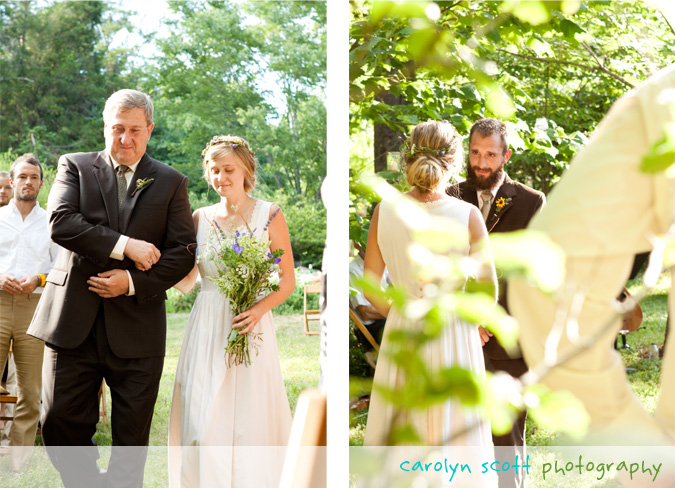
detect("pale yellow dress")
[364,197,493,450]
[168,200,292,487]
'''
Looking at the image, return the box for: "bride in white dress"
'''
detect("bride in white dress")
[168,135,294,487]
[363,120,496,451]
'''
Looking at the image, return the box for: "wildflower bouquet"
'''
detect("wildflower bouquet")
[208,222,284,367]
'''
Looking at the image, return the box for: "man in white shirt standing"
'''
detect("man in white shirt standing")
[0,169,16,449]
[0,154,59,471]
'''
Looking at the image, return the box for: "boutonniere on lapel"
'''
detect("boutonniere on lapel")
[494,197,512,213]
[131,178,154,197]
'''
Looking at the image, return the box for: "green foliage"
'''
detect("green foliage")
[262,189,326,268]
[165,283,200,314]
[349,0,675,194]
[1,0,326,267]
[0,1,138,164]
[149,0,326,205]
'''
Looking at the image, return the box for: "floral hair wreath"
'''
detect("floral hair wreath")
[202,135,255,158]
[402,120,458,158]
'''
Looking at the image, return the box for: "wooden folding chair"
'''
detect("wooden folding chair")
[279,389,326,488]
[349,307,379,352]
[303,283,321,336]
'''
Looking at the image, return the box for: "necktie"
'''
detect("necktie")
[480,191,492,222]
[116,165,130,211]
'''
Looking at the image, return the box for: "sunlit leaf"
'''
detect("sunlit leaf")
[486,88,515,119]
[525,384,590,440]
[349,376,374,398]
[502,1,551,25]
[490,230,565,293]
[464,278,497,299]
[408,26,436,58]
[451,293,519,353]
[561,1,582,15]
[640,123,675,174]
[432,366,484,406]
[371,1,429,24]
[410,218,470,254]
[527,38,554,57]
[484,372,522,435]
[390,424,423,445]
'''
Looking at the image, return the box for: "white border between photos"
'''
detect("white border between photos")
[326,1,349,487]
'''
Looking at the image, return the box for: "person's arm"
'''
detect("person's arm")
[123,174,196,302]
[87,172,195,300]
[356,304,386,321]
[363,204,390,317]
[232,204,295,334]
[173,209,200,293]
[468,205,497,345]
[48,155,156,266]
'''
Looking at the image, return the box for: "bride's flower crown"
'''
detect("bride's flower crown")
[202,135,255,158]
[401,122,459,159]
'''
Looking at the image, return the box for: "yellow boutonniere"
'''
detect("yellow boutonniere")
[495,197,511,213]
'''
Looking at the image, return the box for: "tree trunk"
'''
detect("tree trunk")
[373,91,406,173]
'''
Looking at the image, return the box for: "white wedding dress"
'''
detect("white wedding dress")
[364,197,493,452]
[168,200,292,488]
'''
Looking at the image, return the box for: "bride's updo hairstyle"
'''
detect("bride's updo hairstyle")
[402,120,463,193]
[201,135,257,192]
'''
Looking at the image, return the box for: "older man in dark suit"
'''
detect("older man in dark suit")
[449,118,545,488]
[28,89,195,487]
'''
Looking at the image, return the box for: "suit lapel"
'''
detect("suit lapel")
[119,154,157,234]
[93,152,120,231]
[460,183,480,208]
[485,176,517,233]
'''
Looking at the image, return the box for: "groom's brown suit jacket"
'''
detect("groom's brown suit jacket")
[28,151,196,358]
[449,175,545,373]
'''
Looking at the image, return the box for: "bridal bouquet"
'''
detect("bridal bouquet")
[208,223,284,367]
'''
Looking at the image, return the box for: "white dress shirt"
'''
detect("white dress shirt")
[0,200,60,294]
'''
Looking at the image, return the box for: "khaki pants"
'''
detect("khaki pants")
[0,290,44,470]
[508,65,675,444]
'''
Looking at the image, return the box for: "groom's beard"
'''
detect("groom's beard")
[465,161,504,191]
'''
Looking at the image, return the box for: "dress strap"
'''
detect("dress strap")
[253,200,273,240]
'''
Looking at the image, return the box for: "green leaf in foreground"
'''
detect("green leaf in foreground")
[525,384,590,440]
[640,123,675,174]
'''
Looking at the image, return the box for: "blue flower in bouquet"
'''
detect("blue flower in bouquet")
[233,242,244,255]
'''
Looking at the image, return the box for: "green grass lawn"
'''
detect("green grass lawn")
[0,313,319,486]
[349,272,669,447]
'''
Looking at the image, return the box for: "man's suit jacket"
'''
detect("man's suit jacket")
[449,175,545,361]
[28,151,196,358]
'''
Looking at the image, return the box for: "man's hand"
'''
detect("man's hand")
[478,326,493,346]
[0,273,22,295]
[124,238,161,272]
[87,269,129,298]
[19,275,40,294]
